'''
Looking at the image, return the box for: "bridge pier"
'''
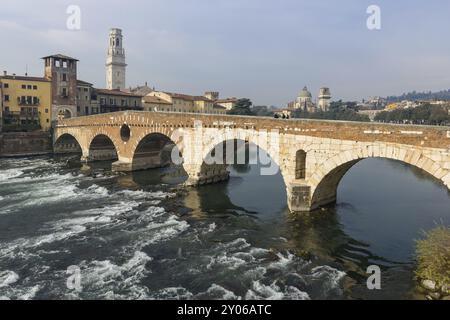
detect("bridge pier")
[84,149,118,162]
[287,183,313,213]
[184,164,230,186]
[53,143,81,154]
[111,160,133,172]
[112,152,171,172]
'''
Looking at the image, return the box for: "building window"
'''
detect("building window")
[62,88,67,97]
[4,95,9,102]
[62,74,67,81]
[85,106,89,115]
[62,61,68,68]
[22,84,26,89]
[295,150,307,179]
[33,85,37,90]
[3,83,8,88]
[27,85,32,90]
[45,108,49,113]
[46,119,49,123]
[77,106,80,112]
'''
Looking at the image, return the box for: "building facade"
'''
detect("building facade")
[215,98,238,111]
[285,86,333,115]
[106,28,127,91]
[76,80,99,116]
[0,73,52,130]
[294,86,316,112]
[143,91,226,114]
[43,54,78,120]
[96,89,142,113]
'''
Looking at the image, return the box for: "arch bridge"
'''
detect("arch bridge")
[54,111,450,213]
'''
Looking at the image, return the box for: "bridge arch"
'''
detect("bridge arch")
[309,145,450,210]
[87,134,119,162]
[130,131,183,172]
[192,132,288,187]
[54,133,82,154]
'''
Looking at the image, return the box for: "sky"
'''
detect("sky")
[1,0,450,106]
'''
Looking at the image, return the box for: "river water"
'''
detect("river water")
[0,154,449,300]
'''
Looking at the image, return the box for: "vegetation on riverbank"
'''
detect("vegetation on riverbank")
[375,104,450,125]
[416,225,450,299]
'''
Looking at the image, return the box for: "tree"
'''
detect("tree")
[291,101,370,122]
[252,105,274,117]
[374,103,450,125]
[227,98,255,116]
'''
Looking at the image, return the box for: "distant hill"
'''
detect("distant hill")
[386,89,450,102]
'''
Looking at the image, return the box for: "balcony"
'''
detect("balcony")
[17,98,40,106]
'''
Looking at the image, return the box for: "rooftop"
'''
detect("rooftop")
[216,98,238,103]
[143,95,172,104]
[164,92,213,102]
[77,80,93,87]
[41,54,79,61]
[0,75,50,82]
[95,88,143,98]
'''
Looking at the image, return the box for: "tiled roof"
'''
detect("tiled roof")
[41,54,79,61]
[164,92,212,102]
[143,96,172,104]
[95,88,143,98]
[0,75,50,82]
[216,98,238,103]
[77,80,93,87]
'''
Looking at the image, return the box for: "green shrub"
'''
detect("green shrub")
[416,226,450,289]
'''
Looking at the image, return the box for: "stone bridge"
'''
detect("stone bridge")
[54,111,450,212]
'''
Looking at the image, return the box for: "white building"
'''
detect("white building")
[294,86,316,112]
[106,28,127,90]
[318,87,331,111]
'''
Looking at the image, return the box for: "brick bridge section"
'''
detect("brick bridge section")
[54,111,450,213]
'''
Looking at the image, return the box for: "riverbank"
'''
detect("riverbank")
[0,131,52,158]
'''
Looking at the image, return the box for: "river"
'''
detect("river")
[0,154,449,300]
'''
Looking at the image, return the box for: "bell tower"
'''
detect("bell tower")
[106,28,127,90]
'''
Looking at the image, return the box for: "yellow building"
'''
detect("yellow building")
[0,73,52,130]
[386,103,400,111]
[143,91,226,114]
[215,98,238,111]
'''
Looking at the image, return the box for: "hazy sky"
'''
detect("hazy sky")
[1,0,450,106]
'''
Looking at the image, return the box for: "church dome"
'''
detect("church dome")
[299,86,312,98]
